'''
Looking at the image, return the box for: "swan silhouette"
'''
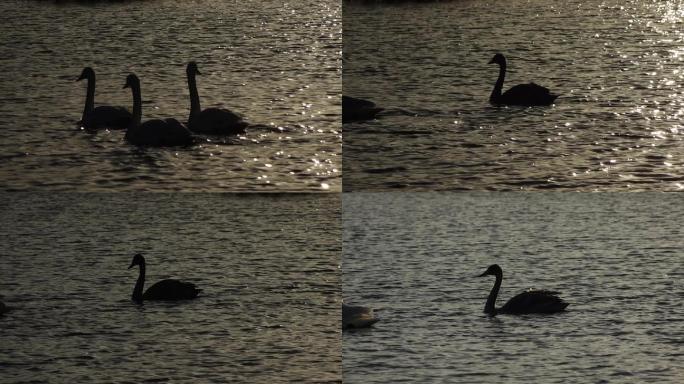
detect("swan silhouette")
[0,301,9,315]
[186,62,248,135]
[478,264,568,316]
[342,303,379,329]
[128,253,201,303]
[77,67,132,130]
[123,74,195,147]
[342,95,383,123]
[488,53,559,106]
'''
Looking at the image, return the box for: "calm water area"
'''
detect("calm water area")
[0,0,340,191]
[344,0,684,191]
[344,193,683,383]
[0,193,340,383]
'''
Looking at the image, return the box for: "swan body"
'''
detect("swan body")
[186,62,248,135]
[342,303,379,329]
[128,253,201,303]
[478,264,568,316]
[77,67,132,130]
[0,301,9,315]
[123,74,195,147]
[488,53,559,106]
[342,95,383,123]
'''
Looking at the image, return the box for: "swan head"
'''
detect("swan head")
[478,264,502,277]
[488,53,506,66]
[77,67,95,82]
[123,74,139,89]
[128,253,146,269]
[187,61,201,76]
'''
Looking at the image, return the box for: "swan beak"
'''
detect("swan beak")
[488,59,495,64]
[477,271,488,277]
[76,75,85,81]
[196,68,202,75]
[127,261,135,269]
[123,83,129,89]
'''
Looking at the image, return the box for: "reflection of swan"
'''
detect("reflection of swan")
[488,53,559,106]
[77,67,132,130]
[342,303,379,329]
[342,96,383,123]
[479,264,568,316]
[186,62,247,135]
[128,253,201,303]
[123,74,194,147]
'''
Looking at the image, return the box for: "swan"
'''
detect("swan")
[342,303,379,329]
[123,74,195,147]
[488,53,559,106]
[0,301,9,315]
[77,67,132,130]
[342,95,383,123]
[128,253,201,303]
[478,264,568,316]
[186,61,248,135]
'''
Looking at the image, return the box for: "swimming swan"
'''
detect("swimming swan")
[123,74,195,147]
[342,303,379,329]
[488,53,559,106]
[478,264,568,316]
[77,67,132,130]
[342,95,383,123]
[128,253,201,303]
[186,61,248,135]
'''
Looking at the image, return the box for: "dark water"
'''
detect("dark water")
[343,193,683,383]
[0,0,340,191]
[344,0,684,191]
[0,193,340,383]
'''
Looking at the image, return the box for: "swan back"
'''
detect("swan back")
[501,83,559,106]
[342,303,379,329]
[500,289,569,314]
[143,279,201,301]
[342,96,383,123]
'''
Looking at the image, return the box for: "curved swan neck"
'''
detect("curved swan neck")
[485,271,502,315]
[187,71,201,122]
[490,61,506,103]
[129,82,142,127]
[132,262,146,303]
[83,73,96,118]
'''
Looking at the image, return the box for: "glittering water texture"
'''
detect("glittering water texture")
[0,193,340,383]
[0,0,340,191]
[343,193,683,383]
[344,0,684,191]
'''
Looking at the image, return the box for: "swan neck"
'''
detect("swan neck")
[130,83,142,127]
[490,62,506,103]
[132,263,145,303]
[83,75,95,119]
[485,272,502,315]
[188,71,201,122]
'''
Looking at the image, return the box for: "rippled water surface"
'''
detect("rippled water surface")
[344,0,684,191]
[0,0,340,191]
[343,193,683,383]
[0,193,340,383]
